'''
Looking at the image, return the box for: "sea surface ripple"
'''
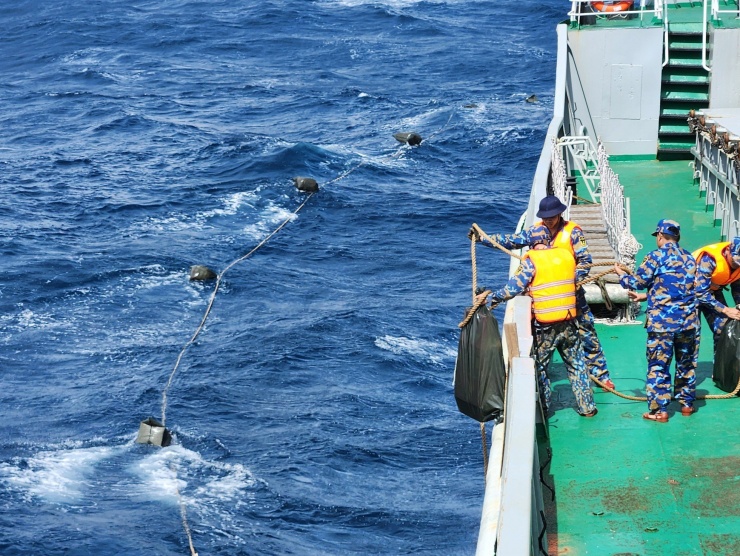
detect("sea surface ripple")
[0,0,559,554]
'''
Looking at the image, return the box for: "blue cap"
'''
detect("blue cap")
[536,195,568,218]
[651,219,681,238]
[529,225,552,246]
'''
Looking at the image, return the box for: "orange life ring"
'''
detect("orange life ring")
[591,0,633,12]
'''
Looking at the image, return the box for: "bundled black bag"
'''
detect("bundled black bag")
[454,305,506,422]
[714,319,740,393]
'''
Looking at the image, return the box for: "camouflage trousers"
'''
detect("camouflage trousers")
[576,290,611,382]
[533,319,596,415]
[645,329,699,412]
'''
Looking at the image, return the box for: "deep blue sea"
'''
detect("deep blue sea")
[0,1,559,554]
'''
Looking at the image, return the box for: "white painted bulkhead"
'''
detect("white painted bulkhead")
[566,27,664,156]
[708,27,740,108]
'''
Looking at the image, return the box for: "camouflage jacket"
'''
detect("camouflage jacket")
[485,220,592,283]
[694,252,740,312]
[489,257,536,306]
[619,241,698,332]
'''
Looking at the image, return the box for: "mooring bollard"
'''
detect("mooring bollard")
[136,417,172,447]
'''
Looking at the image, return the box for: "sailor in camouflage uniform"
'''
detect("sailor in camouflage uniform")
[615,219,698,422]
[472,195,614,390]
[486,225,597,417]
[692,237,740,349]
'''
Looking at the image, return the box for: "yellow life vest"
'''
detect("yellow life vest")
[692,242,740,290]
[525,247,577,324]
[535,220,580,255]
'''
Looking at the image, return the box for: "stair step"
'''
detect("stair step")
[661,107,693,117]
[569,207,603,216]
[659,124,692,134]
[668,40,703,51]
[662,73,709,85]
[668,23,705,34]
[667,58,705,69]
[659,141,695,150]
[662,90,710,101]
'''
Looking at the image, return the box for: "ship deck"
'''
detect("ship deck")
[541,158,740,555]
[574,1,740,30]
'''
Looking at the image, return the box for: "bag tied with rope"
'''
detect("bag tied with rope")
[713,319,740,394]
[454,303,506,422]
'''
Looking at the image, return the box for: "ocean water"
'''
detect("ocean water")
[0,1,559,554]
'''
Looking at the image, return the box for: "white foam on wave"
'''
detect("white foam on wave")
[242,201,297,241]
[133,191,259,235]
[0,443,119,503]
[375,334,456,365]
[129,444,257,515]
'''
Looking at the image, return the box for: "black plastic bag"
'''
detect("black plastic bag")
[454,305,506,422]
[714,319,740,393]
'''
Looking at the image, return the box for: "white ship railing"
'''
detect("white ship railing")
[710,0,740,20]
[475,22,570,556]
[568,0,665,25]
[702,0,712,72]
[550,136,573,219]
[691,121,740,240]
[596,140,641,267]
[556,135,601,202]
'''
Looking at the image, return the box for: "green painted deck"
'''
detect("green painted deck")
[541,159,740,555]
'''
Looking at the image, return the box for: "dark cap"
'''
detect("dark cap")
[536,195,568,218]
[651,219,681,238]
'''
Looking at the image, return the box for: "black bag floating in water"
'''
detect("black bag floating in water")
[714,319,740,394]
[454,305,506,422]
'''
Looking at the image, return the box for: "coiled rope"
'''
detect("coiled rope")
[461,223,740,403]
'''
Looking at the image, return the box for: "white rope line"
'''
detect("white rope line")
[155,110,457,555]
[170,463,199,556]
[159,109,458,425]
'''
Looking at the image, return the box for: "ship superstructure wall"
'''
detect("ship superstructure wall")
[566,27,664,156]
[708,27,740,108]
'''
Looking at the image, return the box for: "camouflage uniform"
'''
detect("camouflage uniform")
[694,252,740,345]
[489,256,596,416]
[619,241,699,412]
[486,221,612,383]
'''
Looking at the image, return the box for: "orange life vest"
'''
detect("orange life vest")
[535,220,580,256]
[692,242,740,290]
[525,247,577,324]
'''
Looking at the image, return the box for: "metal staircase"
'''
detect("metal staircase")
[657,21,710,160]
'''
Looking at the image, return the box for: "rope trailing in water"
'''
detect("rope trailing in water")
[160,110,458,426]
[169,463,199,556]
[155,110,459,554]
[480,422,488,482]
[162,110,455,426]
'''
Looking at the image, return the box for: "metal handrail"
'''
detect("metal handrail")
[710,0,740,19]
[662,5,670,67]
[702,0,712,72]
[568,0,664,25]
